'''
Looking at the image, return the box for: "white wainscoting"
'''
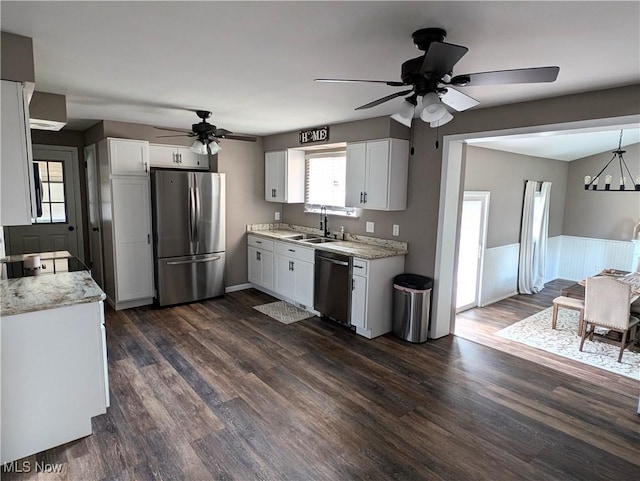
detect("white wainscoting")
[557,236,635,281]
[479,243,520,307]
[545,235,561,283]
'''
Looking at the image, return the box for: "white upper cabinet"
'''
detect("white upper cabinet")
[149,144,209,170]
[264,149,305,203]
[345,139,409,211]
[108,138,149,176]
[1,80,36,226]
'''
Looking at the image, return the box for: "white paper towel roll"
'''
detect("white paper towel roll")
[24,254,41,270]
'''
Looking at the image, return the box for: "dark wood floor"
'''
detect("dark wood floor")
[4,287,640,480]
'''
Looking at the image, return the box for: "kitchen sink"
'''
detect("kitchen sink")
[301,237,338,244]
[281,233,316,240]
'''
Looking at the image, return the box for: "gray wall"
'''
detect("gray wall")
[463,146,568,248]
[267,84,640,280]
[563,142,640,241]
[1,31,35,82]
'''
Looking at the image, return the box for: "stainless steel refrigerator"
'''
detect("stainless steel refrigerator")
[151,170,225,306]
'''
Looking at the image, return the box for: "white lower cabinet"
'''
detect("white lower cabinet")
[351,256,405,339]
[247,235,314,310]
[1,301,108,464]
[248,236,274,290]
[274,241,314,309]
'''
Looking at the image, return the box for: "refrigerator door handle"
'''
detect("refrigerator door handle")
[189,186,197,245]
[195,186,201,252]
[166,256,222,266]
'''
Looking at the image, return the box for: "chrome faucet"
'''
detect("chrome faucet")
[320,206,329,237]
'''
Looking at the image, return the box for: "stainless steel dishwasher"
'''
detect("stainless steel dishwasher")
[314,249,353,326]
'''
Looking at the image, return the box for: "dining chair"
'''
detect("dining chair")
[579,276,639,362]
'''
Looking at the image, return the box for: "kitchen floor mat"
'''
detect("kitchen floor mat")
[253,301,314,324]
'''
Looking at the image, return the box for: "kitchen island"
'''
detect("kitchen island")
[0,268,109,464]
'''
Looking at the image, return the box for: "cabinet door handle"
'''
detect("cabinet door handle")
[144,161,149,173]
[352,279,355,290]
[257,251,261,261]
[360,192,363,203]
[256,240,262,244]
[354,265,363,269]
[363,192,367,203]
[147,234,150,244]
[179,153,183,163]
[273,188,277,198]
[288,249,295,252]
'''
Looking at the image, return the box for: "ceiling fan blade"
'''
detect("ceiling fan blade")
[450,66,560,86]
[315,78,407,87]
[355,89,413,110]
[214,128,233,136]
[218,134,257,142]
[154,126,192,134]
[440,87,479,112]
[155,134,191,138]
[421,42,468,77]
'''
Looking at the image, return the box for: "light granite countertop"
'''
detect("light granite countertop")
[247,224,408,260]
[1,271,106,316]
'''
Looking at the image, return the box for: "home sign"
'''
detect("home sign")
[299,126,329,144]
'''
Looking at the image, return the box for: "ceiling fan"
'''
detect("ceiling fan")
[315,28,560,128]
[155,110,257,155]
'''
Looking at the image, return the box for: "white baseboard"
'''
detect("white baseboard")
[225,283,252,293]
[480,291,519,308]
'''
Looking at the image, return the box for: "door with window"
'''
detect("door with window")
[6,146,82,258]
[456,192,489,312]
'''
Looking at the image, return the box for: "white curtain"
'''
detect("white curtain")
[518,180,552,294]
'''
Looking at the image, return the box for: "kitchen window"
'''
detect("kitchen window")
[35,160,67,223]
[304,150,358,217]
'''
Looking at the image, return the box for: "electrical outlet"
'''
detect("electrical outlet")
[366,221,375,233]
[275,211,281,221]
[392,224,400,236]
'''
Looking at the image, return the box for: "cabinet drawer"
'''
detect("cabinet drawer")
[247,235,274,251]
[274,241,315,262]
[353,258,368,276]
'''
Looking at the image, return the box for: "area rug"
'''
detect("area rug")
[253,301,313,324]
[495,307,640,381]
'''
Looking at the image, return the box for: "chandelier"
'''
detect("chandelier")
[584,130,639,191]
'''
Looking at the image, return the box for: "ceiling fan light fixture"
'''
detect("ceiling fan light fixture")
[391,99,416,128]
[190,139,208,155]
[419,93,448,123]
[430,110,454,128]
[208,140,221,155]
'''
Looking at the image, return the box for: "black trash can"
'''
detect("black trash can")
[392,274,433,343]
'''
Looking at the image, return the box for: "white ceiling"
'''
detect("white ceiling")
[2,1,640,157]
[468,126,640,161]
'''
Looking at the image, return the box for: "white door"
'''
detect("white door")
[351,274,367,329]
[294,260,315,308]
[6,146,84,259]
[265,151,286,202]
[455,192,489,312]
[111,177,153,301]
[345,143,366,207]
[364,140,390,209]
[84,145,104,287]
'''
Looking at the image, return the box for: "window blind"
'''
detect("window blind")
[305,150,347,208]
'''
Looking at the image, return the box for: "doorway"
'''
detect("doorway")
[5,145,84,260]
[431,114,640,339]
[84,144,104,287]
[456,192,489,312]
